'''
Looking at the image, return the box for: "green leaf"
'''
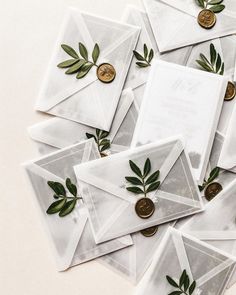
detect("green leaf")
[46,199,66,214]
[79,42,88,60]
[196,60,213,72]
[189,281,196,295]
[100,131,109,139]
[144,44,148,59]
[207,167,220,183]
[100,143,110,152]
[136,62,149,68]
[96,129,101,137]
[133,50,145,61]
[146,181,160,193]
[145,170,159,185]
[200,53,211,66]
[143,158,151,178]
[179,270,187,287]
[47,181,66,196]
[86,133,96,141]
[166,276,179,288]
[59,199,77,217]
[125,177,143,186]
[129,160,143,178]
[210,4,225,12]
[219,62,224,75]
[53,194,60,199]
[57,59,79,68]
[209,0,223,5]
[126,186,144,194]
[168,292,182,295]
[92,43,100,64]
[196,0,205,8]
[216,54,222,73]
[198,185,205,192]
[148,49,154,63]
[100,139,110,146]
[61,44,79,59]
[65,178,77,197]
[65,60,86,74]
[81,62,94,71]
[183,274,190,291]
[210,43,217,65]
[76,65,92,79]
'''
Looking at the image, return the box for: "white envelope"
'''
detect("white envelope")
[122,5,191,107]
[29,89,134,155]
[23,139,132,271]
[218,102,236,171]
[99,222,173,284]
[74,136,203,244]
[132,60,227,183]
[136,227,236,295]
[180,179,236,287]
[144,0,236,52]
[35,7,140,131]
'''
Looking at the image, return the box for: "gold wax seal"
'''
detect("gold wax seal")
[135,198,155,219]
[140,225,158,237]
[205,182,222,201]
[97,63,116,83]
[198,9,216,29]
[225,81,236,101]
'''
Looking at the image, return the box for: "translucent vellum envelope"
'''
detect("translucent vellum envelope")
[29,89,134,155]
[74,136,203,244]
[143,0,236,53]
[218,102,236,171]
[186,36,236,134]
[122,5,191,108]
[23,139,132,271]
[35,7,140,131]
[132,60,227,183]
[99,222,173,284]
[136,228,236,295]
[180,179,236,287]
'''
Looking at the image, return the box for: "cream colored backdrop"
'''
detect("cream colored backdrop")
[0,0,235,294]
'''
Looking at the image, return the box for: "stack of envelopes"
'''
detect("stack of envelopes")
[23,2,236,294]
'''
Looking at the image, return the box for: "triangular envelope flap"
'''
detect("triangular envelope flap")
[181,235,235,294]
[76,138,183,204]
[49,33,139,131]
[144,0,236,52]
[159,151,201,208]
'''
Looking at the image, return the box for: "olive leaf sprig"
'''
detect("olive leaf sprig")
[133,44,154,68]
[195,0,225,13]
[86,129,111,157]
[198,167,220,191]
[196,43,224,75]
[46,178,82,217]
[125,158,160,197]
[166,269,196,295]
[57,42,100,79]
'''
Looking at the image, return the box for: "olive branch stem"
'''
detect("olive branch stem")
[86,129,111,157]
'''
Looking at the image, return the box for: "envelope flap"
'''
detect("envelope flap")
[75,137,184,204]
[171,229,236,292]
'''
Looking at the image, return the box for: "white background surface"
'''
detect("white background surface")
[0,0,235,294]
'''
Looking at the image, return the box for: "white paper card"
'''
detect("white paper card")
[132,60,227,183]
